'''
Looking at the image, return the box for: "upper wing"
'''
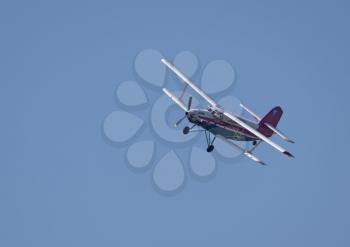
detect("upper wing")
[223,111,294,158]
[161,58,219,108]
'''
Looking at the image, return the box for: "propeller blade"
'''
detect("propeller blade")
[174,115,187,127]
[187,96,192,111]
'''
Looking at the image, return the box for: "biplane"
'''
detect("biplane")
[161,58,294,165]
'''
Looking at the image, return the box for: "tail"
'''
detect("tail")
[257,106,283,137]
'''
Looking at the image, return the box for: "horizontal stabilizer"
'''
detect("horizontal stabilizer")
[264,123,295,143]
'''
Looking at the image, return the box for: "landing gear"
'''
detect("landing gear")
[183,125,196,135]
[207,144,214,153]
[205,130,216,153]
[183,126,190,135]
[249,140,262,153]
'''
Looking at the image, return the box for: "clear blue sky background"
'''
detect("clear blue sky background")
[1,0,350,246]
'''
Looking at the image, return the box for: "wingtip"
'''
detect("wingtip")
[283,151,295,158]
[259,161,267,166]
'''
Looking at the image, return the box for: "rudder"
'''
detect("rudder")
[257,106,283,137]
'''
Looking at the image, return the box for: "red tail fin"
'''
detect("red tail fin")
[257,106,283,137]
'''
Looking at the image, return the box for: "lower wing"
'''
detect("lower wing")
[217,135,266,165]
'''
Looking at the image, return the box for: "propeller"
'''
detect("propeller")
[174,115,187,127]
[174,96,192,127]
[187,95,192,111]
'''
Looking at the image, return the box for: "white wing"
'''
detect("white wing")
[223,111,294,158]
[161,58,219,108]
[217,135,266,165]
[162,88,187,112]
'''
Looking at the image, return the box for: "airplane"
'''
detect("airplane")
[161,58,294,165]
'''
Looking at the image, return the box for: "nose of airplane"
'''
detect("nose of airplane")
[186,111,193,119]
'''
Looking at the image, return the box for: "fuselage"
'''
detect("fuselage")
[187,108,260,141]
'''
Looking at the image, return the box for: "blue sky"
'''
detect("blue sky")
[1,0,350,246]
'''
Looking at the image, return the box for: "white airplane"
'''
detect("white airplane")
[161,58,294,165]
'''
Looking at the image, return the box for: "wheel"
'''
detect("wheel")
[206,145,214,153]
[183,126,190,135]
[252,140,257,146]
